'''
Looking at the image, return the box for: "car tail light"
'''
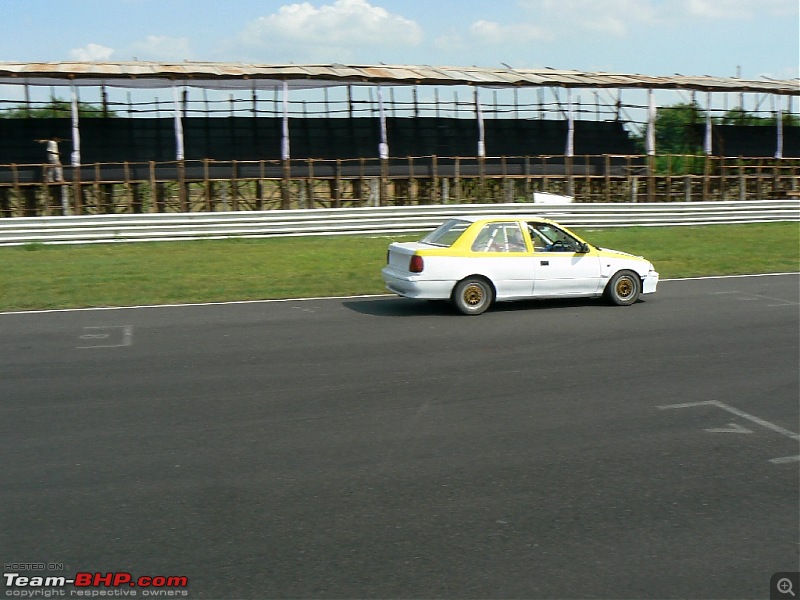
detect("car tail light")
[409,255,424,273]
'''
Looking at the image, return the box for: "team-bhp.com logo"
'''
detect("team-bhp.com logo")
[4,571,189,597]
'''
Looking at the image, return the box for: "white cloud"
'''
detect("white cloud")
[521,0,663,36]
[578,15,627,37]
[469,20,551,44]
[69,43,114,62]
[241,0,422,55]
[521,0,798,37]
[684,0,753,19]
[129,35,191,61]
[431,17,550,59]
[684,0,797,19]
[432,33,468,55]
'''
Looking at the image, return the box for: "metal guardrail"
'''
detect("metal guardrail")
[0,200,798,246]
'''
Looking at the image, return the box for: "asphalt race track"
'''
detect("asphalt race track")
[2,274,798,599]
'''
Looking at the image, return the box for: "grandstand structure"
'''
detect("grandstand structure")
[0,61,797,216]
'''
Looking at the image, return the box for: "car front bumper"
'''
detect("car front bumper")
[643,270,659,295]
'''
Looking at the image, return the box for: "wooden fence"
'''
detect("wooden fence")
[1,154,798,217]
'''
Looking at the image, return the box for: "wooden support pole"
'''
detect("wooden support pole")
[380,158,388,206]
[334,159,342,208]
[772,158,782,197]
[23,187,37,217]
[203,159,212,211]
[149,161,158,212]
[407,156,414,205]
[566,155,575,199]
[257,160,267,211]
[665,154,672,202]
[280,159,291,210]
[0,187,11,218]
[431,155,438,204]
[231,160,239,211]
[307,159,316,209]
[131,182,143,214]
[178,161,188,212]
[524,156,532,199]
[93,163,102,213]
[738,158,746,201]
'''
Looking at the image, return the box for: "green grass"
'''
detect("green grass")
[579,223,799,279]
[1,223,798,312]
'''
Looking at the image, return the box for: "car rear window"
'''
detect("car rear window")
[420,219,470,247]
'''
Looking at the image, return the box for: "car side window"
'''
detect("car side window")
[527,222,582,252]
[421,219,471,247]
[527,225,550,251]
[472,222,527,253]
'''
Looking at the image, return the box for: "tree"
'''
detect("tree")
[718,107,800,127]
[630,101,706,155]
[654,102,706,154]
[0,97,115,118]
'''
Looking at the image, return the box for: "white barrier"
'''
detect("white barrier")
[0,200,798,246]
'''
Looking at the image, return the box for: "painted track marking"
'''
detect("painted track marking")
[659,400,800,464]
[77,325,133,349]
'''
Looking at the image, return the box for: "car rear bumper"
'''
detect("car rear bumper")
[381,267,454,300]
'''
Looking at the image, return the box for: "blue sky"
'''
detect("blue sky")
[1,0,798,81]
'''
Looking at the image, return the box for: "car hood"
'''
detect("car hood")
[598,247,656,272]
[599,247,645,260]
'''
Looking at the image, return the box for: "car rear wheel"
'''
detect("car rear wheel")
[452,277,493,315]
[605,270,641,306]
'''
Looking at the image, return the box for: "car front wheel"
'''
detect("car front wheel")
[605,270,641,306]
[452,277,493,315]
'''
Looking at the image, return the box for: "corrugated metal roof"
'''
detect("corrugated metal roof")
[0,61,797,94]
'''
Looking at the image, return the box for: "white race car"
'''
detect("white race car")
[382,216,659,315]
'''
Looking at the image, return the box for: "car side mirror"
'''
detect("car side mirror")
[578,243,590,253]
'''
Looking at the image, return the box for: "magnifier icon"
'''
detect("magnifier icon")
[777,578,796,597]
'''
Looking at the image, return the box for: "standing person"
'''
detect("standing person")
[36,138,69,214]
[37,138,64,183]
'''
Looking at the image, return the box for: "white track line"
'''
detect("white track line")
[1,273,797,316]
[0,294,390,315]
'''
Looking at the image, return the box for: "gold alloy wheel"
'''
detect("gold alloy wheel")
[463,284,484,306]
[604,270,641,306]
[453,277,493,315]
[616,276,635,299]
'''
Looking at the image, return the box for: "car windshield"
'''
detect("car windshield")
[420,219,470,247]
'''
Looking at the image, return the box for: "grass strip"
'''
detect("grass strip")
[1,222,797,312]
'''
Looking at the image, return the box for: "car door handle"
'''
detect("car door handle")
[540,260,549,266]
